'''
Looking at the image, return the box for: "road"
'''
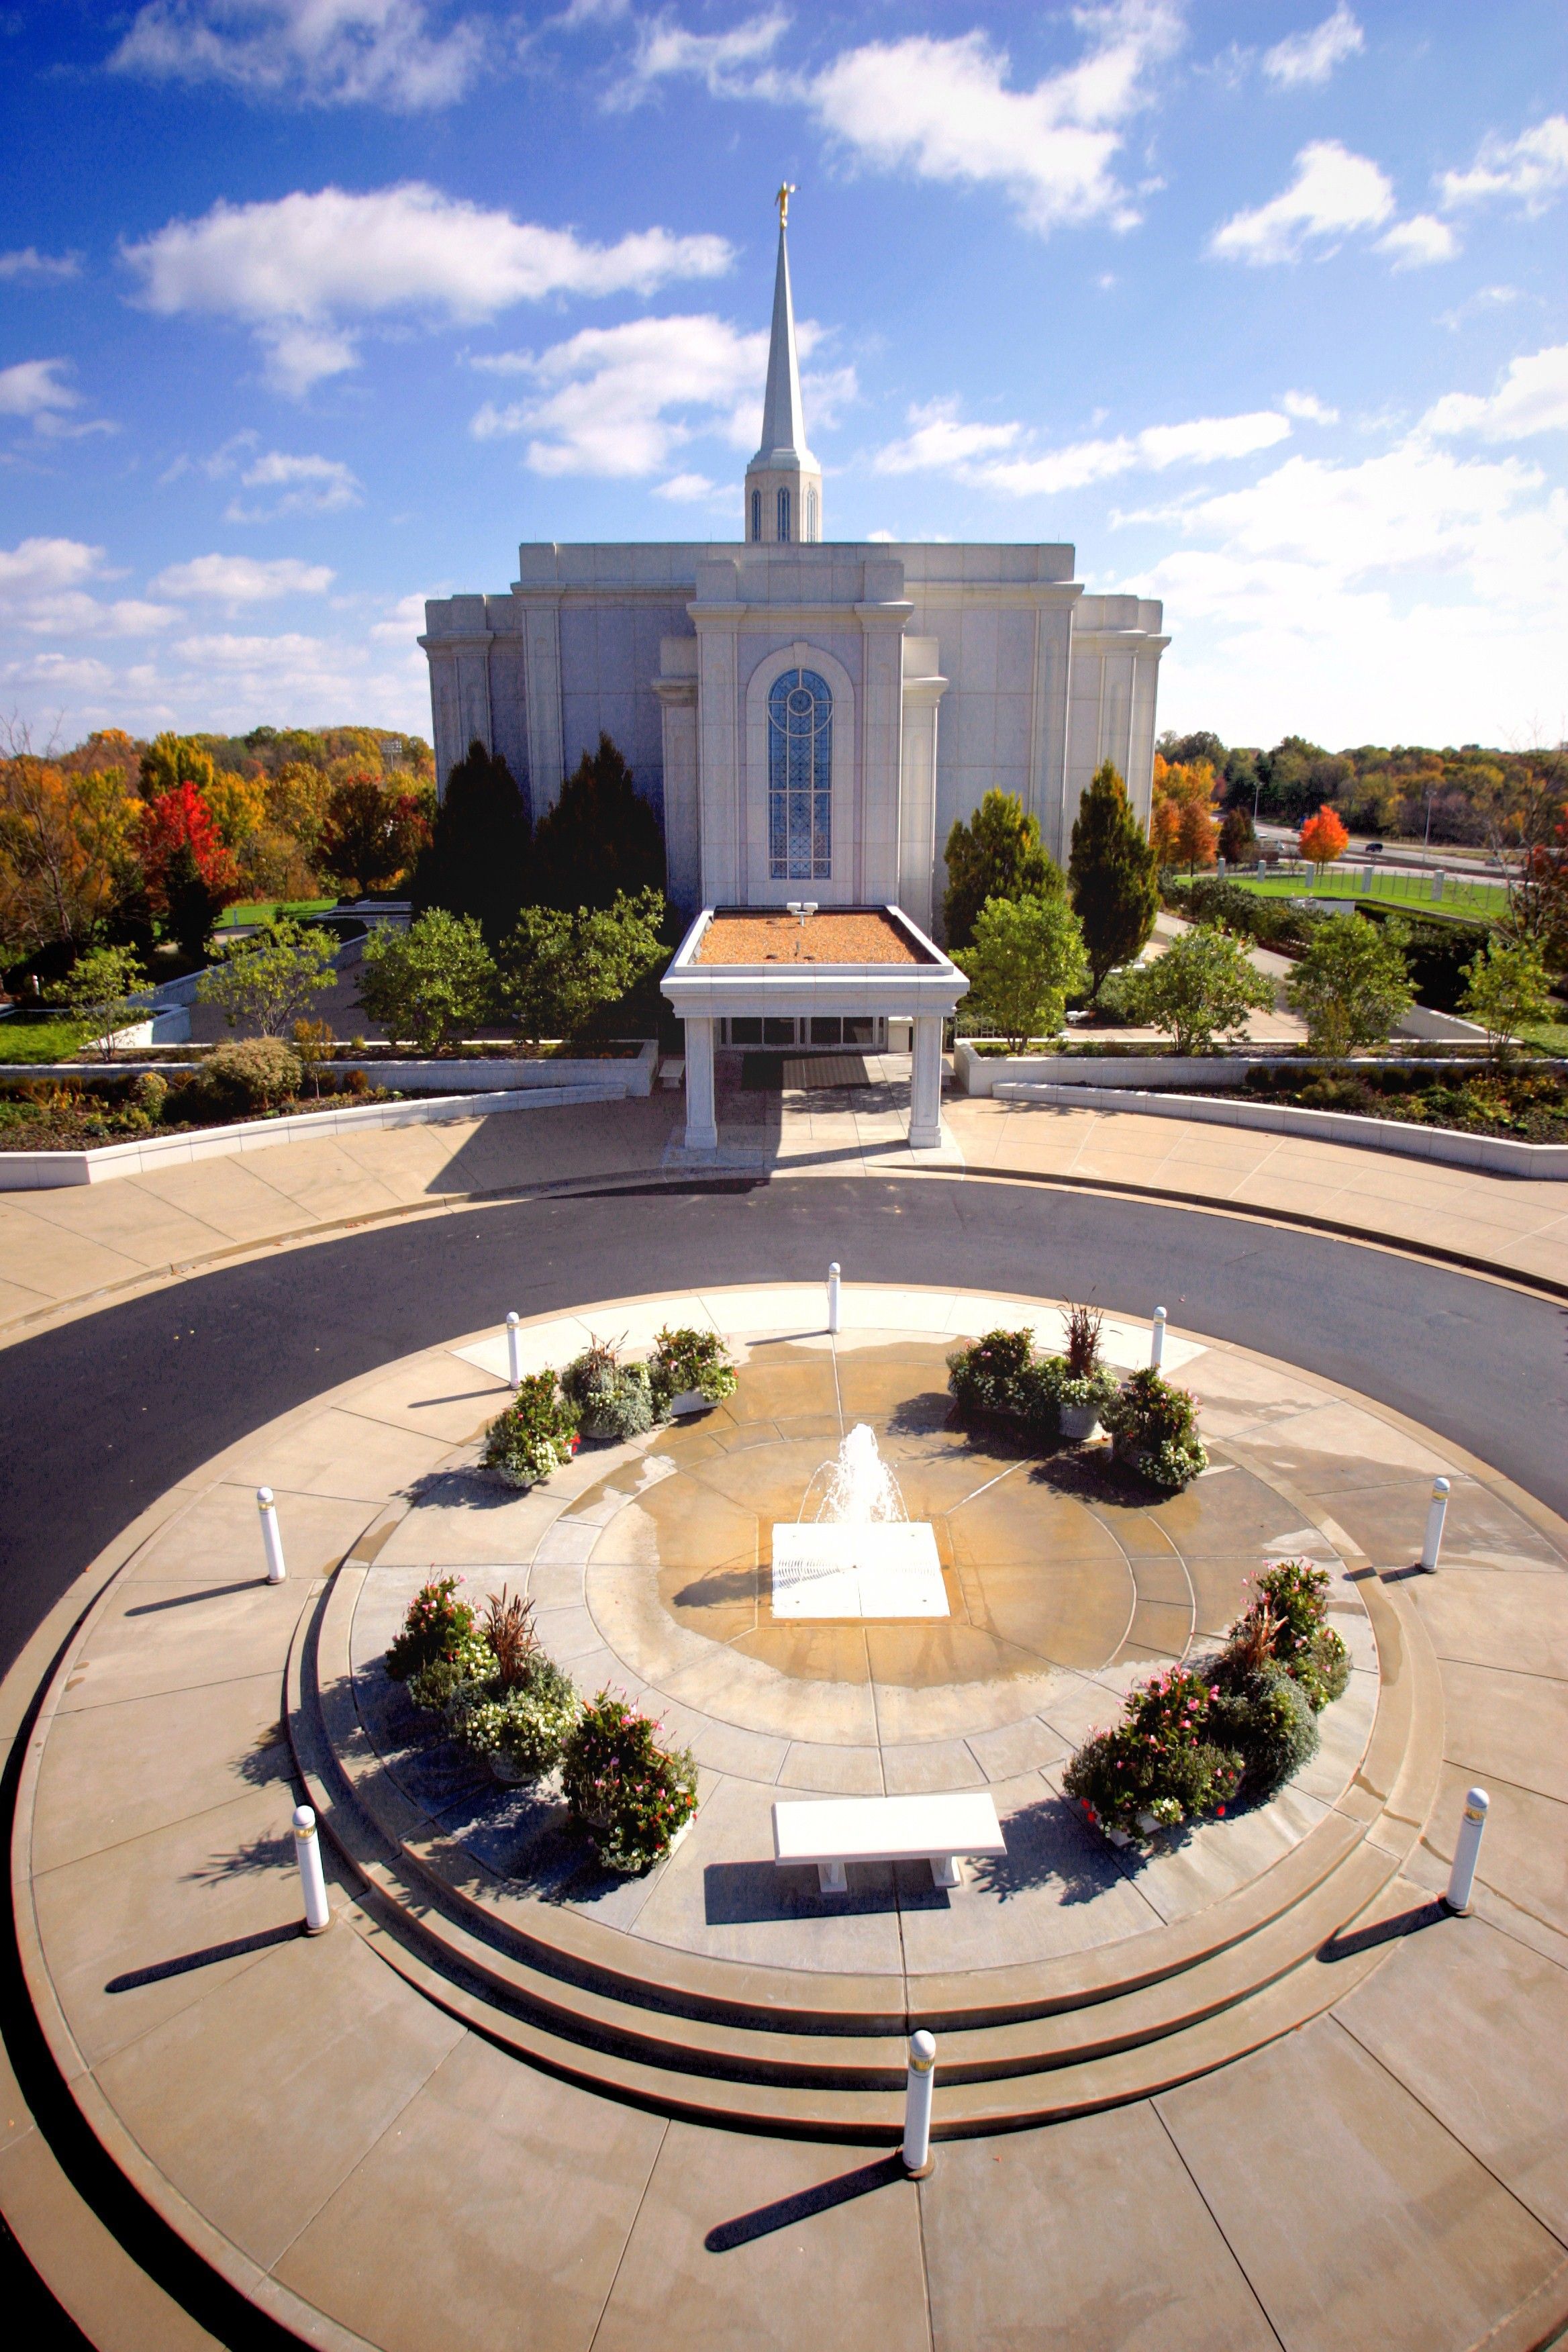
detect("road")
[1,1173,1565,1679]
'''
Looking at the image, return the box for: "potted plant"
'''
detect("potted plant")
[561,1334,655,1441]
[447,1589,580,1785]
[560,1691,697,1873]
[650,1326,738,1419]
[1063,1666,1242,1843]
[481,1371,581,1489]
[1101,1367,1208,1492]
[1050,1304,1116,1443]
[383,1576,498,1714]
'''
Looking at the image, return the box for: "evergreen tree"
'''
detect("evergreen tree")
[942,789,1063,949]
[531,733,666,912]
[411,741,532,947]
[1068,761,1159,999]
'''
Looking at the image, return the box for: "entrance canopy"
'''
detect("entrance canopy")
[661,905,969,1151]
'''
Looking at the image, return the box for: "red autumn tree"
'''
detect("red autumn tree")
[1299,803,1349,872]
[137,780,240,959]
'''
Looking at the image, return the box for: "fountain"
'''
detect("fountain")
[771,1423,948,1620]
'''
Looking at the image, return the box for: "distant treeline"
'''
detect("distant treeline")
[1158,728,1565,847]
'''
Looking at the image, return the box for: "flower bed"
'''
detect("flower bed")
[1065,1561,1351,1843]
[481,1328,737,1489]
[946,1318,1204,1490]
[560,1692,697,1875]
[1238,1061,1568,1144]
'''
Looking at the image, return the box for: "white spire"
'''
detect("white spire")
[744,185,822,543]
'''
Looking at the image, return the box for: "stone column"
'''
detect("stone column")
[683,1016,718,1150]
[909,1016,943,1150]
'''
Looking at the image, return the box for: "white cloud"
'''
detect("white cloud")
[1135,431,1568,744]
[654,471,720,500]
[0,248,81,283]
[1440,115,1568,214]
[1377,213,1457,268]
[0,358,79,422]
[611,8,789,107]
[1424,343,1568,443]
[1280,389,1338,424]
[875,399,1290,493]
[369,590,428,641]
[626,3,1183,237]
[122,183,734,392]
[1210,140,1393,264]
[229,449,363,516]
[0,538,176,638]
[471,311,846,476]
[109,0,485,111]
[1261,7,1363,90]
[151,554,336,603]
[0,538,103,597]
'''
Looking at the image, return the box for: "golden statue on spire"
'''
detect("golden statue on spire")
[776,181,795,230]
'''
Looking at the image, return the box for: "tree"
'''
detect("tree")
[942,790,1063,949]
[44,944,146,1059]
[1300,803,1349,874]
[0,750,142,961]
[136,781,240,960]
[1218,803,1257,864]
[196,918,338,1038]
[1124,926,1274,1053]
[1285,914,1414,1055]
[1150,757,1218,872]
[1460,936,1553,1062]
[357,910,496,1053]
[1068,761,1159,999]
[495,887,668,1046]
[952,893,1089,1050]
[139,733,216,799]
[411,741,532,946]
[531,734,666,912]
[320,775,424,896]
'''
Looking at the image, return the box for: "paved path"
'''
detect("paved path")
[8,1291,1568,2352]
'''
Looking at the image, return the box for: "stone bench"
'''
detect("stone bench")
[772,1792,1006,1895]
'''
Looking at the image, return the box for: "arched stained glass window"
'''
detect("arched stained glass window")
[750,489,761,542]
[777,486,791,542]
[768,667,831,880]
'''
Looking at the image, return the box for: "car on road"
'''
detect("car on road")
[1365,841,1384,852]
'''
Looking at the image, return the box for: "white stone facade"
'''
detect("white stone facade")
[419,203,1167,941]
[421,542,1165,938]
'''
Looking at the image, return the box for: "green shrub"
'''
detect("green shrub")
[133,1071,169,1120]
[452,1653,579,1781]
[1208,1663,1319,1795]
[1216,1559,1351,1717]
[1101,1368,1208,1491]
[205,1036,302,1114]
[946,1328,1037,1422]
[407,1634,495,1714]
[481,1371,580,1487]
[561,1691,697,1873]
[1063,1666,1243,1836]
[385,1575,478,1680]
[649,1326,737,1410]
[561,1338,656,1441]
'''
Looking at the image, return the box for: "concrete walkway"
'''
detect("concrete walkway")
[9,1293,1568,2351]
[1,1071,1565,1342]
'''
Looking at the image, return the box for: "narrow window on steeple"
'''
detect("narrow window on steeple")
[777,487,791,543]
[768,667,831,880]
[750,489,761,542]
[805,487,818,542]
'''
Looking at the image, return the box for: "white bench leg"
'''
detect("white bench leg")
[930,1855,963,1890]
[817,1860,848,1895]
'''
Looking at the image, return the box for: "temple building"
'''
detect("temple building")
[419,190,1169,950]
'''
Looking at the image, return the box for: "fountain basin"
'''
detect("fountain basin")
[770,1522,948,1619]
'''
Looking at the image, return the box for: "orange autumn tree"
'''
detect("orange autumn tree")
[1299,803,1349,877]
[1150,756,1219,872]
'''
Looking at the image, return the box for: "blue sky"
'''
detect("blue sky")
[3,1,1566,753]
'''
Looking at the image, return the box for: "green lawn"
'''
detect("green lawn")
[1225,869,1508,920]
[1519,1016,1568,1057]
[223,898,337,928]
[0,1016,90,1063]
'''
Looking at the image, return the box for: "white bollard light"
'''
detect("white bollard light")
[505,1310,522,1389]
[293,1804,331,1934]
[902,2030,936,2177]
[256,1487,286,1585]
[1444,1787,1489,1914]
[1421,1476,1452,1572]
[1150,1307,1167,1371]
[828,1262,842,1336]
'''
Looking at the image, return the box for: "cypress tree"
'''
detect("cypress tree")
[942,789,1063,949]
[411,740,532,946]
[1068,761,1159,999]
[532,733,667,912]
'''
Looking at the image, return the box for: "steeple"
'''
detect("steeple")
[744,185,822,545]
